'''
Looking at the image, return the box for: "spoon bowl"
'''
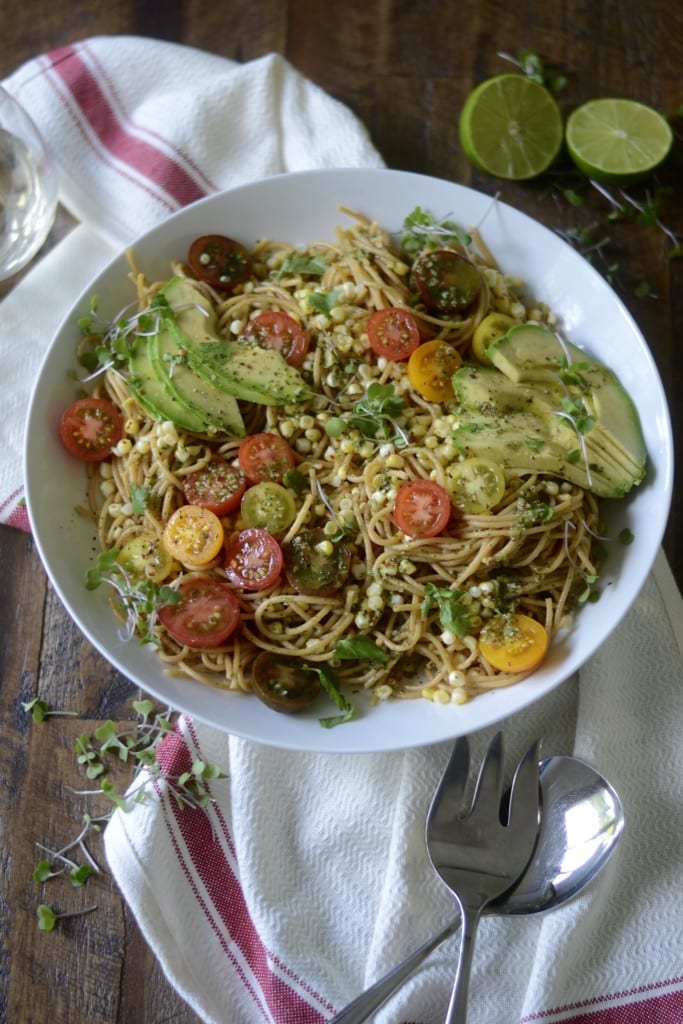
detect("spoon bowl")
[329,753,624,1024]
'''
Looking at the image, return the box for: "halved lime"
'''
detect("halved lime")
[566,98,672,184]
[459,74,563,180]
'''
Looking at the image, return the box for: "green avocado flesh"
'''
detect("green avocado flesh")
[128,277,309,434]
[453,323,647,498]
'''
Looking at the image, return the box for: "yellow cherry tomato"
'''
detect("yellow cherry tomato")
[472,312,516,364]
[479,613,549,674]
[117,531,177,583]
[445,457,506,514]
[407,339,463,403]
[162,504,224,567]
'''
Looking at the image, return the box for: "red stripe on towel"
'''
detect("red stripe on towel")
[156,726,331,1024]
[44,44,208,209]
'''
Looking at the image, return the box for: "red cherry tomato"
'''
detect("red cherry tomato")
[410,250,482,315]
[392,479,452,538]
[366,307,421,361]
[158,577,241,649]
[224,528,284,591]
[187,235,252,293]
[182,458,247,516]
[238,433,296,484]
[244,311,310,367]
[59,397,123,462]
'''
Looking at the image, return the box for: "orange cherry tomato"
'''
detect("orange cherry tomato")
[479,613,549,674]
[407,340,463,403]
[59,397,123,462]
[244,311,310,367]
[366,307,421,361]
[162,505,224,568]
[392,479,452,538]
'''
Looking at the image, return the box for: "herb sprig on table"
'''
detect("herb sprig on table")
[24,698,227,932]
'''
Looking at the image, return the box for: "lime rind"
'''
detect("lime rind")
[566,98,673,184]
[459,74,564,180]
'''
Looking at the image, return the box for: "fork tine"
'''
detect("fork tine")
[468,731,505,816]
[506,739,541,832]
[427,735,470,828]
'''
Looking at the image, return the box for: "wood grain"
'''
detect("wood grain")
[1,2,681,1020]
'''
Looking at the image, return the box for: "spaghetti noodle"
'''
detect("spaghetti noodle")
[80,208,603,711]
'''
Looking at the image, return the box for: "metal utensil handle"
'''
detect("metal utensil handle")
[444,901,482,1024]
[328,919,458,1024]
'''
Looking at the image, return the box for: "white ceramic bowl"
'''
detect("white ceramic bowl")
[24,168,674,753]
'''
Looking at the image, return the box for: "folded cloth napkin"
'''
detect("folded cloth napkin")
[4,35,683,1024]
[0,34,383,528]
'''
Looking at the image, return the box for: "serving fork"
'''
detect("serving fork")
[426,731,541,1023]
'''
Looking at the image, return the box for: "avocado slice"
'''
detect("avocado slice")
[453,322,647,498]
[128,335,208,433]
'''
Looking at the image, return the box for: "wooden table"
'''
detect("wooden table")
[1,3,681,1021]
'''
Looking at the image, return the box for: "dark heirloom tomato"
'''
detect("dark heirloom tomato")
[187,235,252,293]
[366,307,421,361]
[282,528,351,596]
[410,249,482,315]
[224,528,283,591]
[158,577,241,649]
[238,432,296,484]
[244,311,310,367]
[182,458,247,516]
[251,652,321,713]
[59,397,123,462]
[393,479,452,538]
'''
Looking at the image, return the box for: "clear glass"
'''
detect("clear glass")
[0,85,58,281]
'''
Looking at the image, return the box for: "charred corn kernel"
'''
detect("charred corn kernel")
[398,559,416,575]
[278,420,295,438]
[385,453,404,469]
[295,437,312,454]
[299,414,315,430]
[352,562,367,580]
[100,480,116,497]
[448,670,467,688]
[358,440,375,458]
[305,428,322,442]
[367,581,383,597]
[315,538,334,556]
[135,437,151,454]
[107,502,122,518]
[124,417,140,436]
[440,630,456,645]
[229,319,244,335]
[367,595,384,612]
[374,684,393,701]
[355,610,371,629]
[99,461,113,479]
[323,520,339,537]
[451,689,468,705]
[424,435,439,449]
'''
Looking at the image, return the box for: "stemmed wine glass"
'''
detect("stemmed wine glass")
[0,85,58,281]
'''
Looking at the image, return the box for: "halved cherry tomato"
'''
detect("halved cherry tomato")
[182,458,247,516]
[240,481,297,534]
[445,457,506,514]
[238,432,296,484]
[162,505,224,567]
[158,577,241,649]
[366,307,421,361]
[59,397,123,462]
[479,613,548,674]
[224,528,283,590]
[393,479,452,538]
[471,312,516,365]
[407,340,463,403]
[187,235,252,293]
[410,250,482,315]
[117,531,176,583]
[251,652,321,714]
[244,311,310,367]
[282,528,351,595]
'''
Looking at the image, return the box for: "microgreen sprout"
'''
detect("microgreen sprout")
[37,903,98,932]
[21,698,79,723]
[85,549,181,645]
[399,206,472,254]
[497,48,568,92]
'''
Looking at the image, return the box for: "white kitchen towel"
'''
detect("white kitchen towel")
[0,34,383,528]
[104,548,683,1024]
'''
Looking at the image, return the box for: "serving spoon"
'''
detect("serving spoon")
[329,754,624,1024]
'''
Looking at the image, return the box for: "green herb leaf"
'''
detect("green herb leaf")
[69,864,96,887]
[307,288,341,317]
[273,253,329,280]
[400,206,472,254]
[129,483,149,516]
[283,468,308,497]
[334,635,389,663]
[33,860,56,883]
[37,904,58,932]
[618,528,635,545]
[22,698,49,722]
[421,584,470,636]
